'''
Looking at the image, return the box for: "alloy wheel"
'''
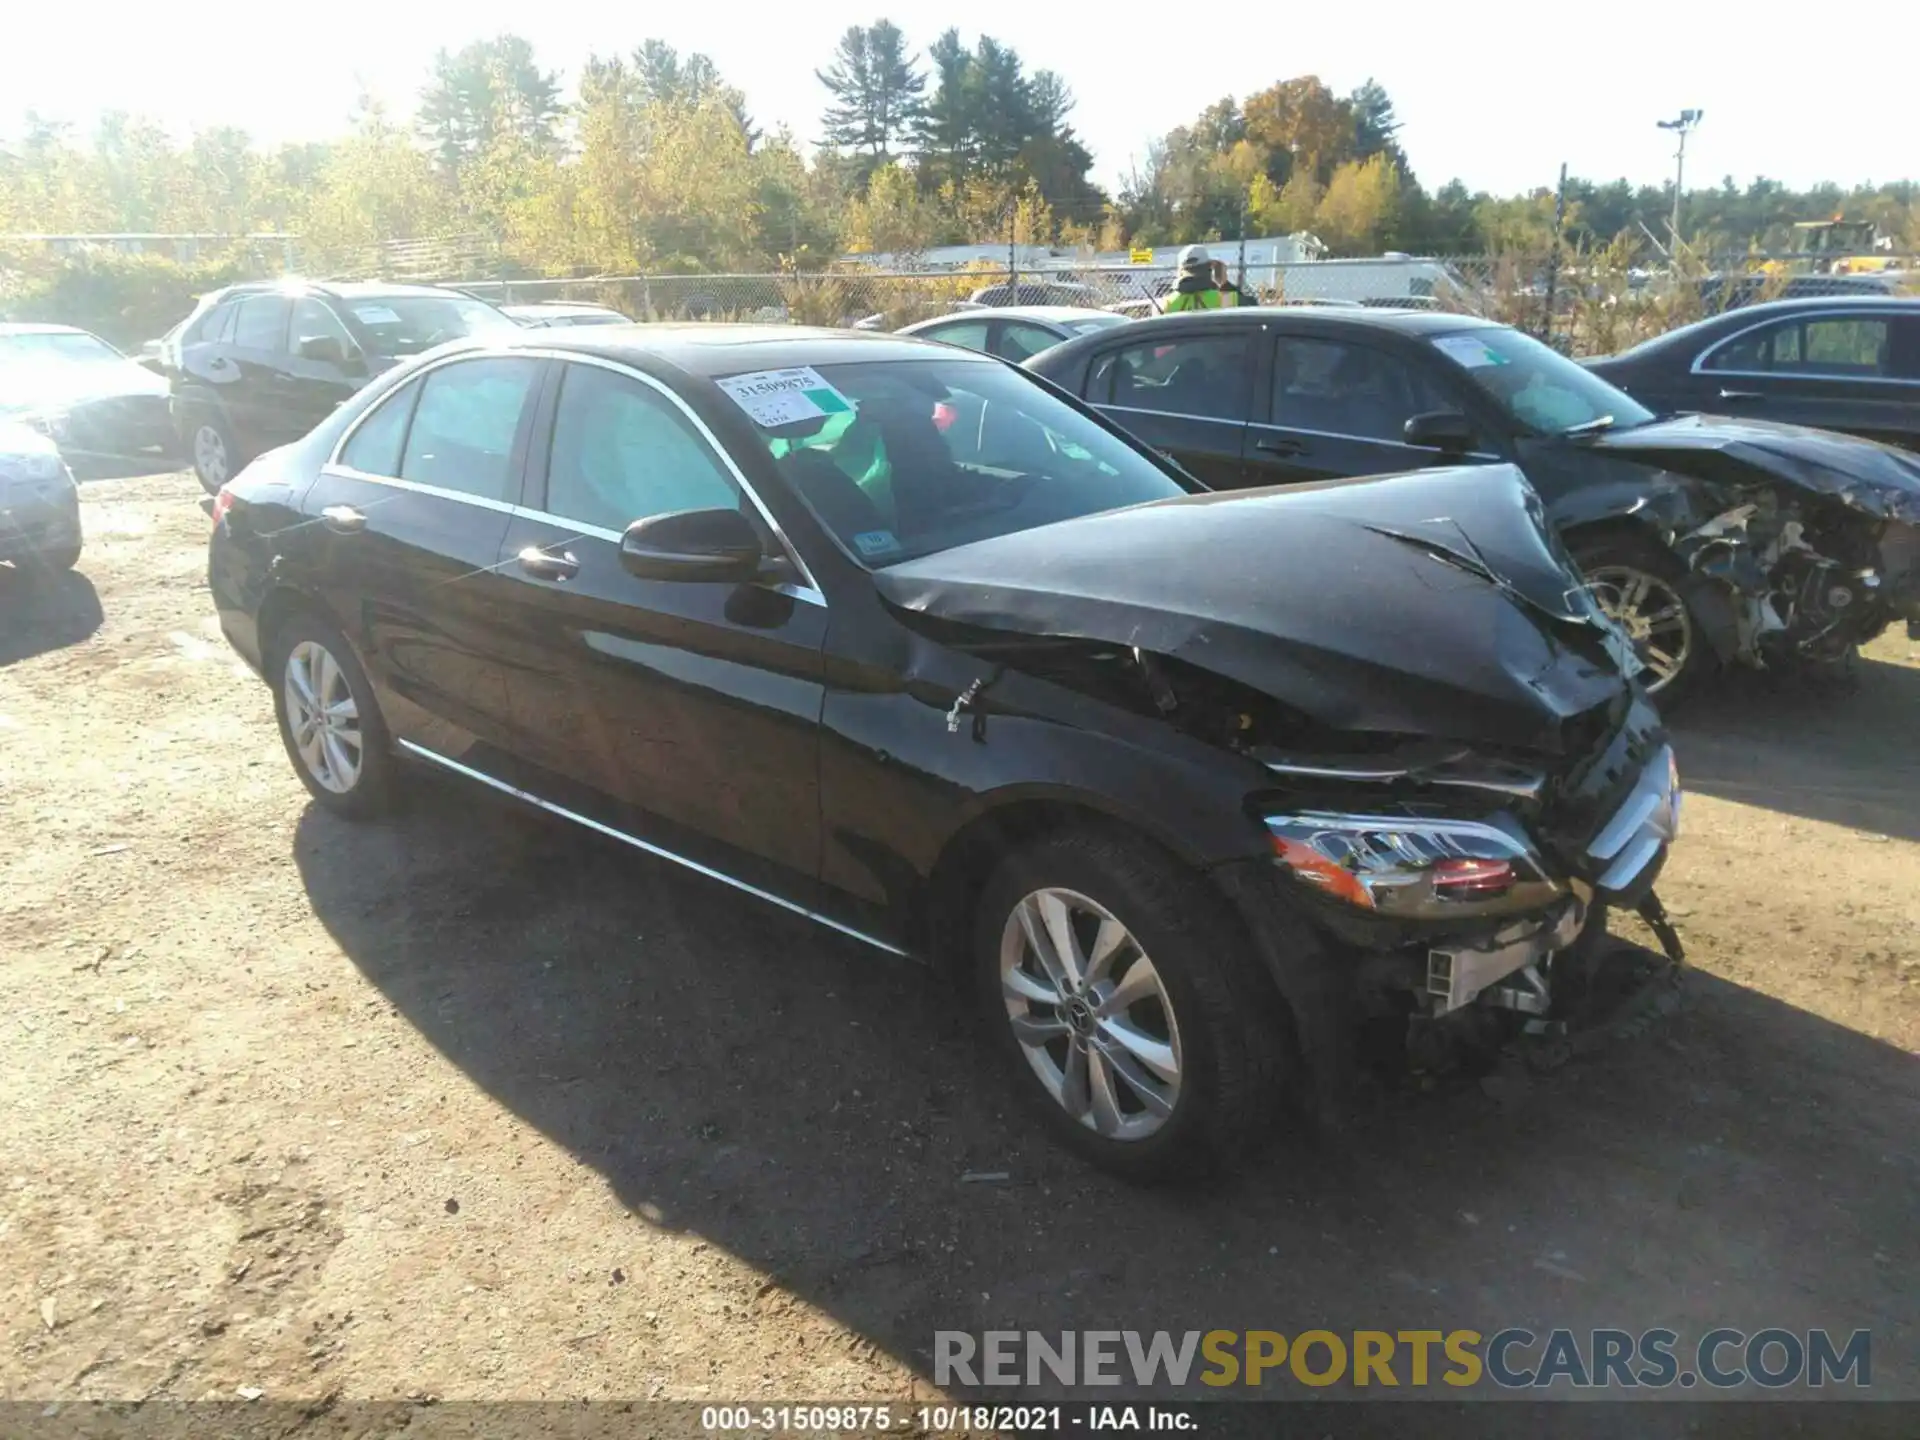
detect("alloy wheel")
[1586,564,1693,693]
[999,887,1183,1141]
[284,640,363,794]
[193,424,230,488]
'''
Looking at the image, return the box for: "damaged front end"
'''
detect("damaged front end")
[1585,415,1920,672]
[876,464,1688,1094]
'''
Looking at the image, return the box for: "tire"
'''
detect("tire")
[186,409,242,495]
[1569,532,1711,710]
[268,611,397,819]
[973,826,1295,1182]
[34,540,83,573]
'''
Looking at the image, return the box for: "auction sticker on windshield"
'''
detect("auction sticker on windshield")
[718,367,855,428]
[1434,334,1510,368]
[351,305,402,325]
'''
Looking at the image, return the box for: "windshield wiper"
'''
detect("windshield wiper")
[1561,415,1616,437]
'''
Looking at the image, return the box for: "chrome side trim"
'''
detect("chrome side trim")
[1688,307,1919,386]
[395,739,910,958]
[1243,419,1504,462]
[319,465,522,515]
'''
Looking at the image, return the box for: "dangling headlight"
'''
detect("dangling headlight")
[1265,811,1568,919]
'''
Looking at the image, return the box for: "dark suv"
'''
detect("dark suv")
[159,282,517,491]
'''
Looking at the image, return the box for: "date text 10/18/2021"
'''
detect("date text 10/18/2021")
[700,1406,1193,1432]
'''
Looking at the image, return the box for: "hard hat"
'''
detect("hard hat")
[1177,244,1213,274]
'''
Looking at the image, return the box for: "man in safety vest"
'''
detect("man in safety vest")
[1162,246,1239,311]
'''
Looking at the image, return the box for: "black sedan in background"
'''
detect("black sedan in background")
[1586,296,1920,451]
[0,323,174,472]
[160,280,517,492]
[1028,308,1920,703]
[208,325,1678,1179]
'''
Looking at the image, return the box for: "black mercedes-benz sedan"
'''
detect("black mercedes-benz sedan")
[208,325,1680,1180]
[1584,295,1920,451]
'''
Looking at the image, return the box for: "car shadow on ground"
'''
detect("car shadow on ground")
[1672,656,1920,842]
[294,773,1920,1413]
[0,566,103,667]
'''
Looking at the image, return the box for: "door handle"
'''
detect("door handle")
[320,504,366,534]
[1254,437,1306,456]
[517,546,579,581]
[1717,388,1763,401]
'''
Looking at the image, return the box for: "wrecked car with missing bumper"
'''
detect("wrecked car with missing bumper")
[209,327,1680,1182]
[1567,412,1920,700]
[1026,311,1920,704]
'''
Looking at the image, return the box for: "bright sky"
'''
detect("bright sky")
[10,1,1913,198]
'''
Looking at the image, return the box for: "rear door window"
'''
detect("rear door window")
[1706,315,1891,377]
[995,322,1064,362]
[397,357,543,503]
[1088,335,1252,422]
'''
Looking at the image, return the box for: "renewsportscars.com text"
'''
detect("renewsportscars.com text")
[934,1328,1871,1390]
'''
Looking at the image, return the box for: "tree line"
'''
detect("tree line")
[2,23,1916,280]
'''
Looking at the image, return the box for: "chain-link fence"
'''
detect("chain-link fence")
[426,255,1919,358]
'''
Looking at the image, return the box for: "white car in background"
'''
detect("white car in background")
[0,420,82,574]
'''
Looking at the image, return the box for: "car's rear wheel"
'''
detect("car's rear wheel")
[973,827,1294,1181]
[269,613,396,818]
[1570,533,1708,707]
[188,412,240,494]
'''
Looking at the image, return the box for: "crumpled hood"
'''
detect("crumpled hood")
[875,463,1633,755]
[1585,413,1920,525]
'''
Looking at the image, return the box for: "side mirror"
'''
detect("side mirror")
[298,335,350,365]
[620,507,765,583]
[1403,410,1477,453]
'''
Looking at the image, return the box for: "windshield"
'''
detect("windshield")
[728,358,1189,566]
[1431,326,1654,435]
[340,296,516,356]
[0,331,124,367]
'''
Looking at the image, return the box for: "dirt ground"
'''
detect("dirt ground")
[2,470,1917,1416]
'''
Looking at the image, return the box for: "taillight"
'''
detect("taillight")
[210,485,236,530]
[1431,857,1515,899]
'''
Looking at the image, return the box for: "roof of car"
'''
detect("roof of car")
[503,301,626,315]
[905,305,1121,328]
[1602,291,1920,358]
[1088,305,1500,336]
[0,322,90,336]
[211,280,495,303]
[497,323,996,377]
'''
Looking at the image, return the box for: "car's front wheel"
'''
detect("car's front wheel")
[1571,533,1709,708]
[269,613,396,818]
[974,827,1294,1181]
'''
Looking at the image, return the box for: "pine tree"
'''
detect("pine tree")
[817,20,926,173]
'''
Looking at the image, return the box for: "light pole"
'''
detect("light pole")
[1656,109,1703,245]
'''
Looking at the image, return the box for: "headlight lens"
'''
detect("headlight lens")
[1265,811,1567,919]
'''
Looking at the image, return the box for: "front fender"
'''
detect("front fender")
[1548,471,1701,543]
